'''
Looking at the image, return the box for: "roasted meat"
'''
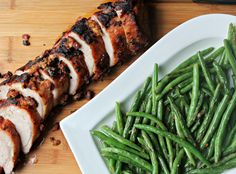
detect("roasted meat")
[0,0,148,173]
[0,72,54,119]
[92,8,129,66]
[68,18,110,79]
[0,116,20,174]
[52,34,90,95]
[0,91,41,153]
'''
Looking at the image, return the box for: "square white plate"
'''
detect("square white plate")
[60,14,236,174]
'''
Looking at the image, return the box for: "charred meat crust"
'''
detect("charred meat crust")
[0,72,54,107]
[0,96,42,125]
[71,18,110,79]
[4,90,38,111]
[52,35,90,86]
[94,10,129,64]
[98,0,148,53]
[17,50,51,72]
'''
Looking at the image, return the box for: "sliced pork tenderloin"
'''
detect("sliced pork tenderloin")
[98,0,148,54]
[16,52,70,106]
[0,116,20,174]
[92,9,129,66]
[68,18,110,79]
[52,35,90,95]
[0,91,41,154]
[0,72,54,119]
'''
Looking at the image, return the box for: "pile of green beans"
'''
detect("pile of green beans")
[92,24,236,174]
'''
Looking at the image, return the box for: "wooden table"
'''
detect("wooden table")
[0,0,236,173]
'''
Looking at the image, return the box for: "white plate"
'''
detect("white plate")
[60,14,236,174]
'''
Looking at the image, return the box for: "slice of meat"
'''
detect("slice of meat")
[16,52,70,106]
[0,92,41,154]
[68,18,110,79]
[52,35,90,95]
[98,0,148,54]
[0,72,53,119]
[92,9,129,67]
[0,116,20,174]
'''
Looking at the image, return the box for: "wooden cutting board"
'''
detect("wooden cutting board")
[0,0,236,173]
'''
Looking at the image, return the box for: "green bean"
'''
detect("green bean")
[156,75,172,95]
[101,125,142,151]
[196,84,221,142]
[200,94,230,149]
[206,134,216,160]
[232,75,236,88]
[100,133,116,173]
[130,99,147,142]
[172,47,223,77]
[224,121,236,149]
[215,91,236,162]
[142,131,159,174]
[187,64,200,127]
[205,46,225,62]
[202,88,213,97]
[139,134,170,174]
[198,52,215,93]
[187,158,236,174]
[101,150,152,172]
[134,124,211,166]
[171,149,185,174]
[115,102,124,135]
[190,119,200,133]
[158,99,164,121]
[218,50,226,65]
[152,64,158,117]
[143,97,152,124]
[212,152,236,167]
[92,130,150,160]
[126,112,174,166]
[127,112,167,132]
[142,90,167,159]
[213,61,230,93]
[154,96,169,165]
[224,139,236,156]
[156,72,193,101]
[188,92,204,127]
[178,78,193,89]
[175,118,196,166]
[180,82,193,94]
[173,47,214,72]
[123,91,142,138]
[228,23,236,57]
[163,85,192,106]
[224,39,236,76]
[168,97,195,144]
[111,122,118,173]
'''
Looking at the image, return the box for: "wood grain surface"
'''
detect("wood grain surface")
[0,0,236,173]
